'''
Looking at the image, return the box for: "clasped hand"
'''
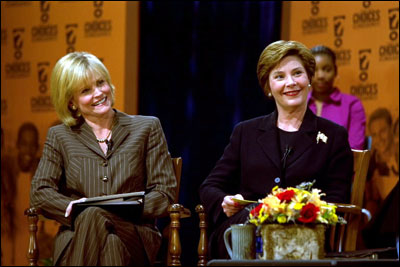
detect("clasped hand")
[221,194,245,217]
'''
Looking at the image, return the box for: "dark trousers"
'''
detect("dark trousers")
[57,207,149,266]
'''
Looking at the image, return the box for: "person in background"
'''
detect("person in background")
[199,40,353,259]
[308,45,366,150]
[30,51,177,266]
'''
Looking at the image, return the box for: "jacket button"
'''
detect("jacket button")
[274,177,280,183]
[102,175,109,182]
[101,161,108,167]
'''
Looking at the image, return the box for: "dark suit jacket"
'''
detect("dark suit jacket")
[199,108,353,229]
[30,110,177,264]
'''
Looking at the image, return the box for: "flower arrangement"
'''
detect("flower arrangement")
[248,181,345,226]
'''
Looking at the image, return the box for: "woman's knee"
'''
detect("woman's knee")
[74,207,113,231]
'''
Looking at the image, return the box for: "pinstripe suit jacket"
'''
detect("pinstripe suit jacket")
[30,110,177,264]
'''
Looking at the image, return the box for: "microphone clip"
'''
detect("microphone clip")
[105,139,113,152]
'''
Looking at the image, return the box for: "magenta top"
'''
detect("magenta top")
[307,88,366,150]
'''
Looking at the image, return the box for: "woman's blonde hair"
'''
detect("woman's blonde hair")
[50,51,115,127]
[257,40,315,96]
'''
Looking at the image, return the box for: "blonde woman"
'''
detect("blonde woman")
[30,52,176,266]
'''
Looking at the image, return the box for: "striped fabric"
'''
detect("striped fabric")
[30,110,177,265]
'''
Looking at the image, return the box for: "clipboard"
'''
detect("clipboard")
[70,191,145,229]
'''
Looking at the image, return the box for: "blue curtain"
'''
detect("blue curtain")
[139,1,281,264]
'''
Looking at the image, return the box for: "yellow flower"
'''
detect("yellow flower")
[277,214,287,223]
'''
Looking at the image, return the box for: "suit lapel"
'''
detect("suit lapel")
[71,110,131,158]
[106,110,130,158]
[73,122,105,157]
[257,110,281,170]
[256,109,318,170]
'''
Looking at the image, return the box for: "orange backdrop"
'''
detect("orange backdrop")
[1,1,139,265]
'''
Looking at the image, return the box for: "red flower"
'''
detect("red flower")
[250,203,263,217]
[277,190,295,203]
[298,203,320,223]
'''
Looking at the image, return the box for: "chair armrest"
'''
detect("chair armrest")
[25,207,40,217]
[196,204,208,266]
[329,202,371,221]
[24,207,41,266]
[167,204,191,266]
[329,202,362,214]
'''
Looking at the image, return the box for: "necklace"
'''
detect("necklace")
[95,113,116,143]
[96,129,112,143]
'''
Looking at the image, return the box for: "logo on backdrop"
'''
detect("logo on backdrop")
[31,1,58,42]
[353,1,380,29]
[84,1,112,37]
[350,49,378,100]
[379,7,399,61]
[302,1,328,35]
[31,62,54,112]
[5,28,31,79]
[333,15,351,66]
[65,23,78,53]
[1,28,6,46]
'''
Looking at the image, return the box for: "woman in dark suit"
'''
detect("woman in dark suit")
[199,40,353,259]
[30,52,177,266]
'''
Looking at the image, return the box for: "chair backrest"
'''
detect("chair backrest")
[329,149,371,253]
[351,149,371,208]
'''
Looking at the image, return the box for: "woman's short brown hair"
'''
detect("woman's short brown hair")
[257,40,315,96]
[50,52,115,127]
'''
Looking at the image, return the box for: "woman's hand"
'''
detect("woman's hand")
[221,194,245,217]
[65,197,87,217]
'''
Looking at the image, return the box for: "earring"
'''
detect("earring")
[71,105,77,110]
[267,92,272,98]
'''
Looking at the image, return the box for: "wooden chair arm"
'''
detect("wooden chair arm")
[328,202,372,252]
[329,202,363,215]
[196,204,208,266]
[167,203,190,266]
[330,202,371,221]
[24,207,40,266]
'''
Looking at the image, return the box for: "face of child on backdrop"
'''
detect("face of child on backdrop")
[16,122,39,173]
[369,109,393,159]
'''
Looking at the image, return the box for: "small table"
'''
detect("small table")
[207,259,399,266]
